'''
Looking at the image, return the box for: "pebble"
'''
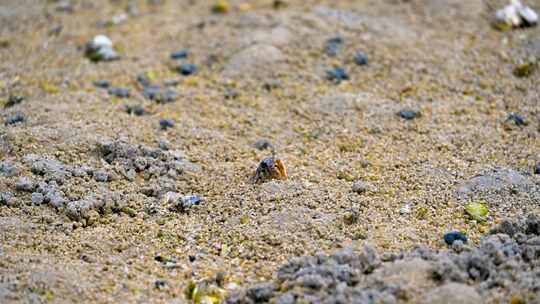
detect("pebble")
[0,192,14,205]
[0,161,18,177]
[254,139,273,151]
[326,67,349,82]
[535,163,540,174]
[108,87,130,98]
[351,180,372,194]
[170,50,188,59]
[397,109,420,120]
[324,36,343,57]
[85,35,120,62]
[399,204,411,215]
[31,192,44,205]
[15,177,34,192]
[176,195,202,212]
[506,112,527,126]
[4,112,26,125]
[125,104,145,116]
[155,89,178,104]
[158,139,170,150]
[5,95,24,108]
[92,80,110,89]
[93,170,109,182]
[177,63,197,76]
[354,51,368,66]
[159,119,174,130]
[494,0,538,29]
[443,231,468,246]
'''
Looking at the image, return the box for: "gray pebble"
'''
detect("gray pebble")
[31,192,44,205]
[108,87,130,98]
[93,170,109,182]
[352,180,373,194]
[0,192,14,205]
[15,177,34,192]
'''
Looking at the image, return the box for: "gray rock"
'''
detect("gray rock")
[15,177,34,192]
[422,283,482,304]
[93,170,109,182]
[0,192,14,205]
[352,180,374,194]
[247,283,277,302]
[31,192,44,205]
[0,161,18,177]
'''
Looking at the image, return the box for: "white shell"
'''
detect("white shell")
[519,5,538,25]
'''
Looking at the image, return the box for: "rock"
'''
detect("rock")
[159,119,174,130]
[5,95,24,108]
[535,163,540,174]
[506,113,527,126]
[253,139,273,151]
[443,232,468,246]
[92,80,110,88]
[170,50,188,59]
[324,36,343,57]
[0,161,18,177]
[85,35,120,62]
[352,180,373,194]
[15,177,34,192]
[4,112,25,125]
[108,87,130,98]
[354,51,368,66]
[494,0,538,29]
[93,170,109,182]
[31,192,44,205]
[224,44,285,77]
[397,109,420,120]
[125,104,145,116]
[0,192,14,205]
[326,67,349,82]
[422,283,482,304]
[177,63,197,76]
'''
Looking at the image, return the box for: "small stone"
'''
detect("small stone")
[397,109,420,120]
[443,231,468,246]
[494,0,538,29]
[399,204,411,215]
[174,195,202,212]
[5,95,24,108]
[156,89,177,104]
[326,67,349,83]
[154,279,167,289]
[324,36,343,57]
[93,170,109,182]
[170,50,188,59]
[506,113,527,126]
[354,51,368,65]
[177,63,197,76]
[535,163,540,174]
[465,201,488,222]
[31,192,44,205]
[93,80,110,88]
[0,192,14,205]
[158,139,171,150]
[125,104,145,116]
[4,112,26,125]
[85,35,120,62]
[159,119,174,130]
[108,87,130,98]
[253,139,273,151]
[15,177,34,192]
[352,180,373,194]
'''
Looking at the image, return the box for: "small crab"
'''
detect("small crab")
[252,156,288,183]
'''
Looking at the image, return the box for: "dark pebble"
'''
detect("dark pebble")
[142,85,161,100]
[188,255,196,262]
[324,36,343,57]
[326,67,349,82]
[159,119,174,130]
[254,139,273,151]
[108,87,130,98]
[125,104,145,116]
[92,80,110,89]
[136,74,153,87]
[5,95,24,108]
[534,163,540,175]
[170,50,188,59]
[177,63,197,76]
[156,89,177,104]
[354,51,368,66]
[5,113,26,125]
[506,113,527,126]
[397,109,420,120]
[443,231,468,246]
[154,279,167,289]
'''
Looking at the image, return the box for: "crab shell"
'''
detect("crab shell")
[253,157,288,183]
